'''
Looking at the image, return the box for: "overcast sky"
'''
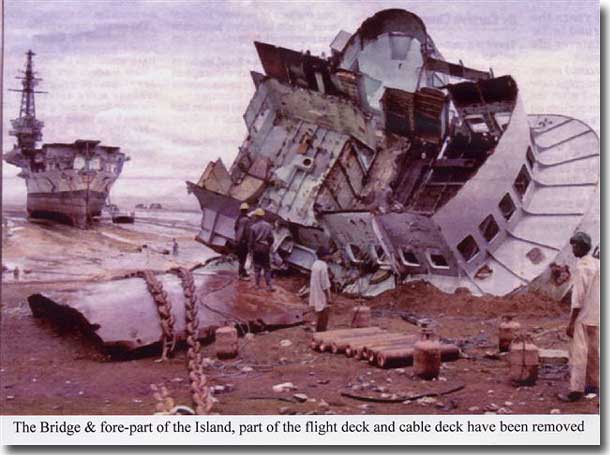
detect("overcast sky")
[2,0,599,181]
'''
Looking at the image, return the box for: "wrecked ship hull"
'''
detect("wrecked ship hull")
[4,51,128,229]
[13,145,128,228]
[186,181,246,253]
[187,9,599,298]
[27,188,108,227]
[28,270,306,355]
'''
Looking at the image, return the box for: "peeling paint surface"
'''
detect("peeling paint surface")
[187,8,599,298]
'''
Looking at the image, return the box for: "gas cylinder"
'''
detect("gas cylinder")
[499,315,521,352]
[509,335,539,386]
[413,326,441,380]
[215,326,239,359]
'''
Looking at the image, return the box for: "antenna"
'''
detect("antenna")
[9,50,46,152]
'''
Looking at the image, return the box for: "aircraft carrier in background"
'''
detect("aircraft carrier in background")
[4,50,128,228]
[188,9,600,299]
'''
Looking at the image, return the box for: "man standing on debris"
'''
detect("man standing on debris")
[172,238,179,257]
[309,247,332,332]
[234,202,252,280]
[248,208,274,291]
[558,232,600,402]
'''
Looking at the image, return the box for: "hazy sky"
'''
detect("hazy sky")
[2,1,599,181]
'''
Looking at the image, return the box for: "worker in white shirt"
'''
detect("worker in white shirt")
[309,247,332,332]
[558,232,600,402]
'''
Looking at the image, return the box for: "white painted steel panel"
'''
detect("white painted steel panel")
[535,156,599,186]
[510,214,581,250]
[526,185,596,215]
[492,237,557,281]
[536,131,598,165]
[471,257,527,296]
[534,120,590,149]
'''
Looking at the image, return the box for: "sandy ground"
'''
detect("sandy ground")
[1,205,210,282]
[0,209,599,416]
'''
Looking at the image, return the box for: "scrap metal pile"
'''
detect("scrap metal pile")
[187,9,599,298]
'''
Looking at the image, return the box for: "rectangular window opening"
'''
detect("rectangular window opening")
[373,245,387,262]
[499,193,516,221]
[399,248,420,267]
[479,214,500,242]
[428,252,450,269]
[513,165,531,200]
[457,235,480,262]
[74,155,87,170]
[252,104,272,133]
[347,244,366,263]
[465,115,490,134]
[494,112,511,131]
[526,146,535,169]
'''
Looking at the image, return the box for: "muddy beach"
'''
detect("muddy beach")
[0,206,599,417]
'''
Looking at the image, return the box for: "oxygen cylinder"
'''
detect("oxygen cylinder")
[499,314,521,352]
[414,326,441,380]
[509,335,539,386]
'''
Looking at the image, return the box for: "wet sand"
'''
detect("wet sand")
[0,208,599,416]
[2,206,211,283]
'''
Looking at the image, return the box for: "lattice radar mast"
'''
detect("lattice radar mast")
[9,50,46,153]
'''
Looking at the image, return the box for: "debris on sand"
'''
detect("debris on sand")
[417,397,437,406]
[272,382,297,393]
[293,393,309,402]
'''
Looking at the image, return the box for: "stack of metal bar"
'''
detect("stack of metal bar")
[310,327,460,369]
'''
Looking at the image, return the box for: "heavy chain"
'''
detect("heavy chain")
[150,384,176,414]
[174,267,214,415]
[145,267,214,415]
[138,270,176,361]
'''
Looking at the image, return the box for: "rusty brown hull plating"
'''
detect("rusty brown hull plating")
[27,189,107,228]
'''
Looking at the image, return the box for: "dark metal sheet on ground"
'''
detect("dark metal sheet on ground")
[27,270,306,355]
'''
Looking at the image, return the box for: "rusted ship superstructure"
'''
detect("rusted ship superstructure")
[188,9,599,297]
[4,51,128,228]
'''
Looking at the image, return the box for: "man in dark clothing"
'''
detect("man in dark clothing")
[234,202,252,279]
[248,208,274,291]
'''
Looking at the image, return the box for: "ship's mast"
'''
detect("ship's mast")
[9,50,46,153]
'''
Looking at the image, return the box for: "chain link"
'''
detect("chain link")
[174,267,215,415]
[138,270,176,361]
[143,268,214,415]
[150,383,175,414]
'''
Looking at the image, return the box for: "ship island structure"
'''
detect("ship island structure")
[4,51,128,228]
[188,9,600,299]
